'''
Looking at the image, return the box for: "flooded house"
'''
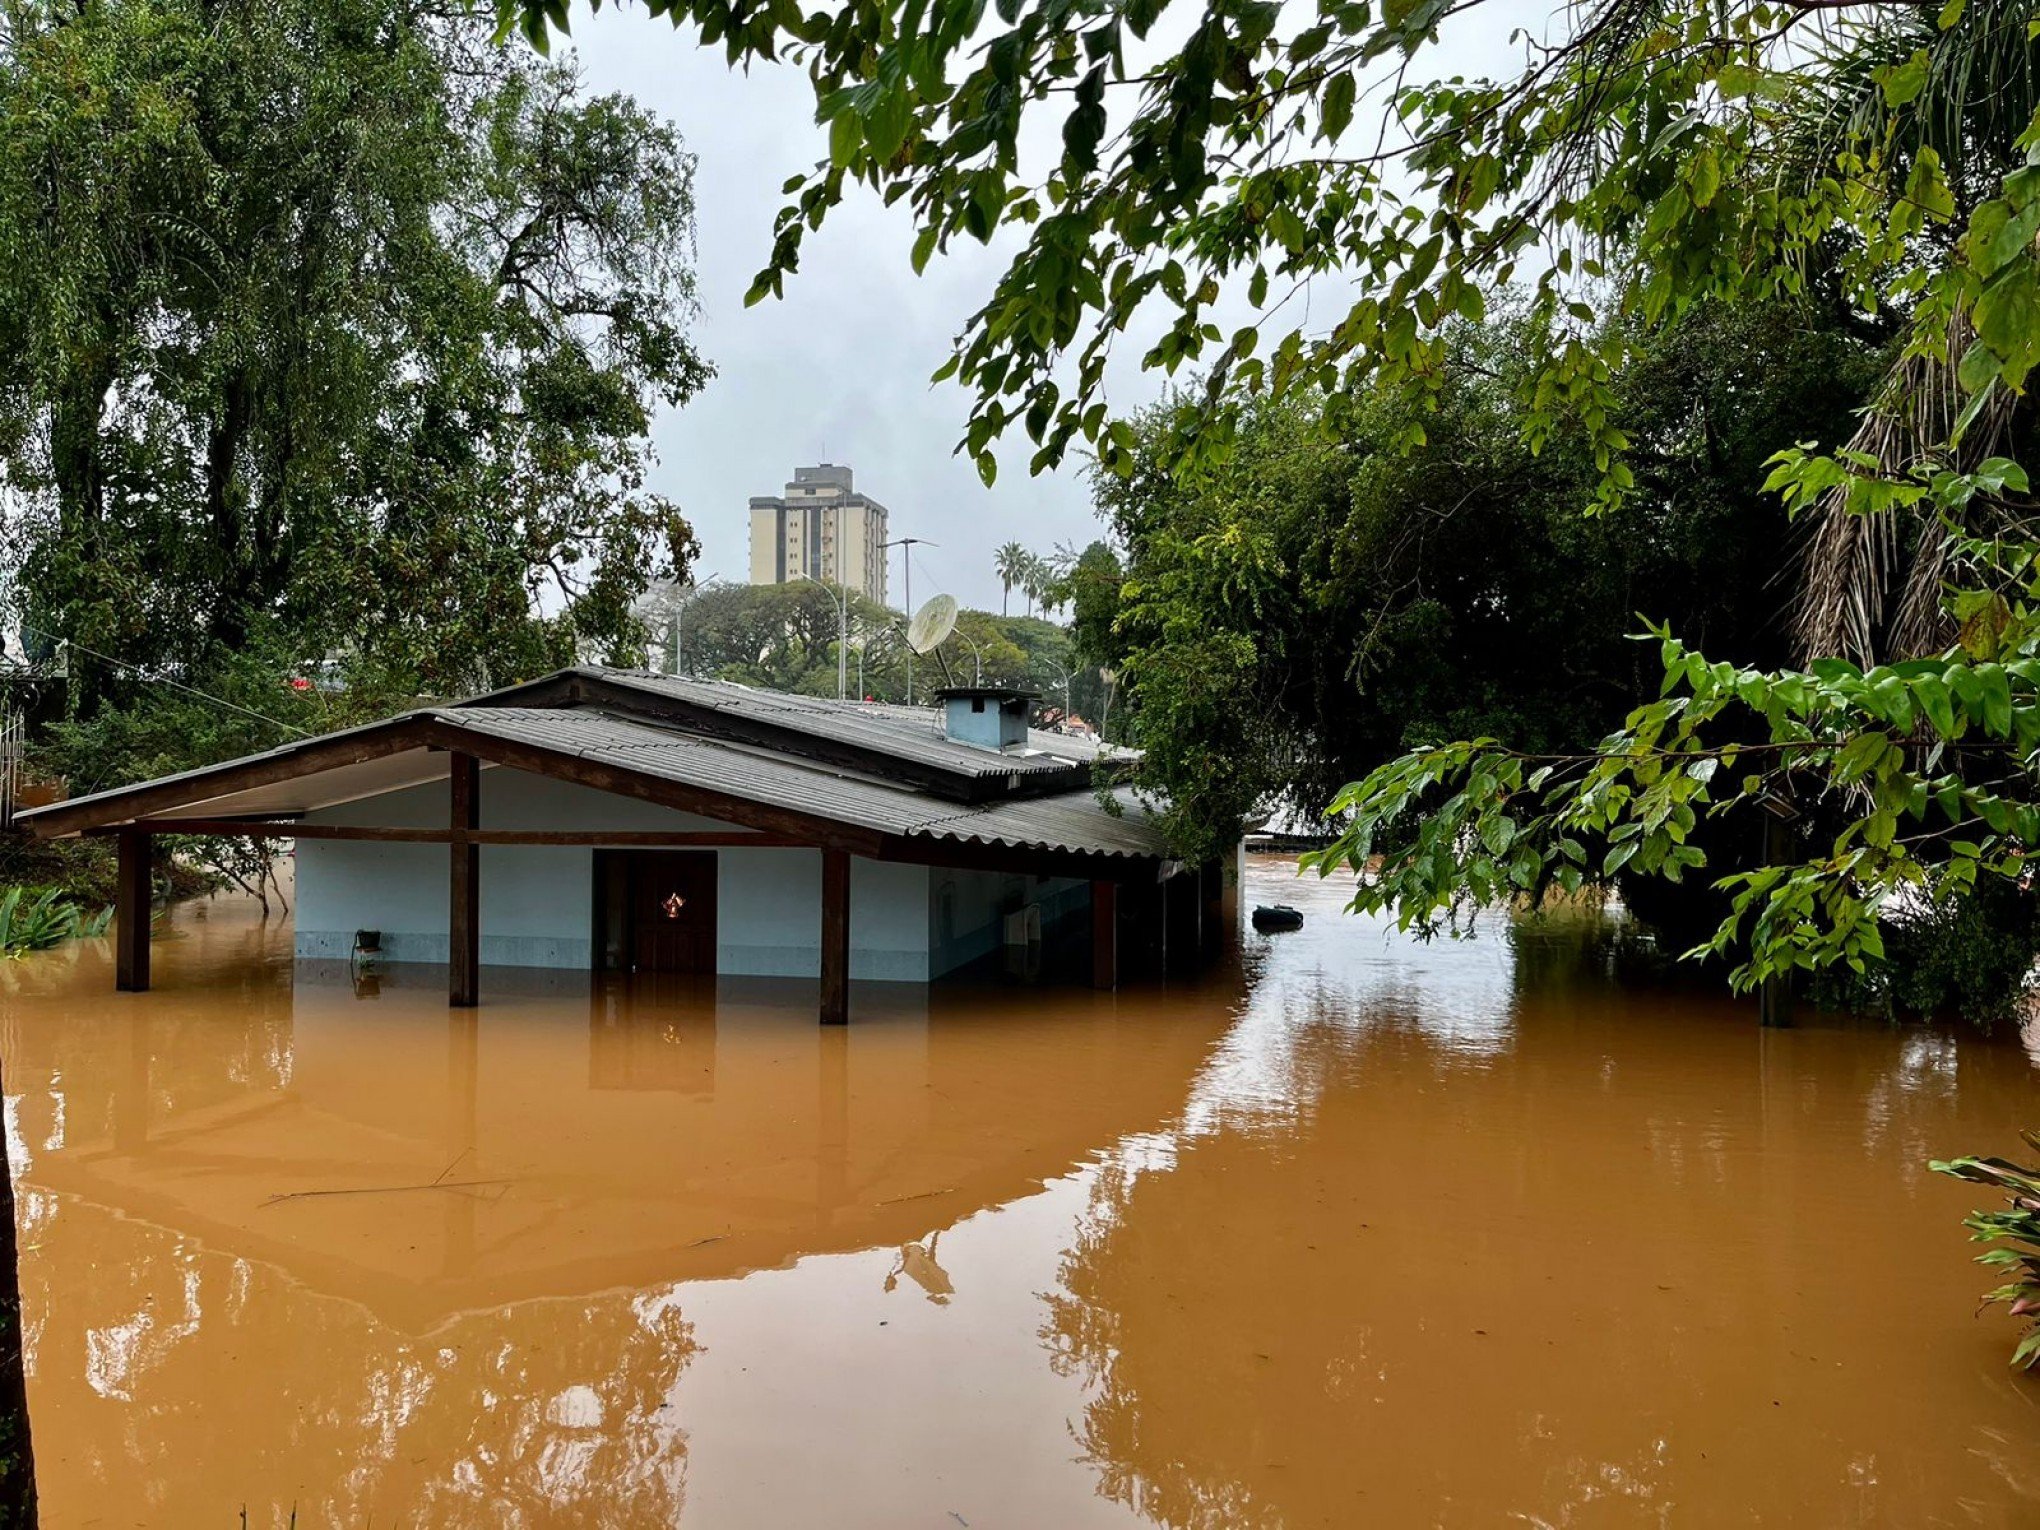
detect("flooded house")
[18,669,1230,1020]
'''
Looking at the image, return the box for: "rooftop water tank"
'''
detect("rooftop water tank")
[935,686,1037,752]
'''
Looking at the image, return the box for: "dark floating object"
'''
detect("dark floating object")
[1252,904,1305,933]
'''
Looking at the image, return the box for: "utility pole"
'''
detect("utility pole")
[796,574,850,700]
[882,536,934,704]
[1039,658,1074,726]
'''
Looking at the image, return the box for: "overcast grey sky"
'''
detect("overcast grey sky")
[572,12,1098,614]
[569,4,1540,613]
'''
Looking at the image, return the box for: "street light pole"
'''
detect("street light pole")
[952,628,985,685]
[1038,658,1073,726]
[881,536,935,704]
[796,573,850,700]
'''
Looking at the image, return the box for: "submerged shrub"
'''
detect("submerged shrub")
[1809,880,2040,1032]
[0,887,111,957]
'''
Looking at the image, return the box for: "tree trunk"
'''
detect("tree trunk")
[47,350,116,719]
[204,371,254,653]
[0,1037,38,1526]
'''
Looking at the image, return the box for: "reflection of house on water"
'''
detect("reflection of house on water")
[25,957,1228,1319]
[5,895,1239,1524]
[11,868,2040,1526]
[589,973,718,1096]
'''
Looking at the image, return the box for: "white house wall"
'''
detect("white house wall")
[293,766,931,980]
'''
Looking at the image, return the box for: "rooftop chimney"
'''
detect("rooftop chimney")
[936,686,1036,752]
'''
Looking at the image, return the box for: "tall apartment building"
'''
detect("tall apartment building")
[747,463,890,604]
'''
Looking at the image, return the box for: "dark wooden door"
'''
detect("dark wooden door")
[626,851,718,974]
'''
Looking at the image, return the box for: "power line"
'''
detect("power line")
[16,623,311,739]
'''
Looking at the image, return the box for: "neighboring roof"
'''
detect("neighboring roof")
[451,707,1166,860]
[466,668,1123,803]
[18,668,1171,870]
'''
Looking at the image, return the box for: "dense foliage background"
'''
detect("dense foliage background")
[0,0,710,730]
[666,578,1111,720]
[1080,300,1883,857]
[500,0,2040,1030]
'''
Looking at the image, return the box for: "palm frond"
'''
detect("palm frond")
[1792,317,2018,664]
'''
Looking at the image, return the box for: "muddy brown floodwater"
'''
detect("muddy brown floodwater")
[3,858,2039,1526]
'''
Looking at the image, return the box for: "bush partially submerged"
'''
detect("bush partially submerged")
[1811,881,2040,1032]
[0,887,111,958]
[1932,1136,2040,1370]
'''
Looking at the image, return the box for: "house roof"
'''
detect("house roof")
[466,668,1115,802]
[18,668,1172,873]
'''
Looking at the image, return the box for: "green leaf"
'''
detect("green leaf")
[829,109,862,168]
[1913,673,1957,738]
[1879,52,1929,107]
[865,89,912,161]
[1322,72,1356,142]
[1687,147,1721,209]
[1971,198,2040,277]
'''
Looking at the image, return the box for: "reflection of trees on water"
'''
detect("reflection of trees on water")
[1504,901,1671,992]
[24,1186,697,1525]
[1043,1157,1281,1530]
[1042,917,2040,1528]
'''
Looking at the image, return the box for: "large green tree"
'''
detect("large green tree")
[674,579,1097,709]
[508,0,2040,996]
[0,0,711,707]
[1084,299,1884,856]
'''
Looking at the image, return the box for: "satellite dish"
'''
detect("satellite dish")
[906,593,958,654]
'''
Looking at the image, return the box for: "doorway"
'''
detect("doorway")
[593,850,719,974]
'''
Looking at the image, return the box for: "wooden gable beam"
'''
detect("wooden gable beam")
[409,718,886,856]
[868,830,1165,885]
[93,820,808,847]
[21,715,440,840]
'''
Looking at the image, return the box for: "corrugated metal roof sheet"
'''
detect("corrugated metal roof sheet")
[20,672,1170,864]
[450,707,1167,860]
[520,669,1122,780]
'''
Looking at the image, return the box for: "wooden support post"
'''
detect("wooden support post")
[1200,858,1225,957]
[820,848,850,1026]
[115,829,151,992]
[1121,874,1163,982]
[1220,840,1243,932]
[450,754,480,1009]
[1091,879,1119,989]
[1163,868,1199,977]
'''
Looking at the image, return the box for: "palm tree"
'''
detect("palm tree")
[1033,549,1071,618]
[1785,0,2039,665]
[993,542,1029,616]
